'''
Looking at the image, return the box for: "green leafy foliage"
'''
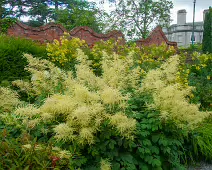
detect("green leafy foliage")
[127,93,186,170]
[0,34,47,84]
[0,18,16,33]
[0,37,211,169]
[188,53,212,111]
[202,7,212,54]
[107,0,173,39]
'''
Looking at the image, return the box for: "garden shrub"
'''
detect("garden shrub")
[190,117,212,161]
[8,48,211,169]
[0,87,21,112]
[46,33,88,72]
[127,93,186,170]
[0,34,47,84]
[0,18,17,33]
[0,129,71,169]
[141,55,210,129]
[188,52,212,111]
[46,35,176,76]
[1,36,211,169]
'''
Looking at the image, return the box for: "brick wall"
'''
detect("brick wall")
[7,22,177,49]
[136,26,178,49]
[7,22,125,46]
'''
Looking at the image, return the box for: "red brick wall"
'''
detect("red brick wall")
[7,22,125,46]
[7,22,66,43]
[7,22,177,49]
[70,26,125,46]
[136,26,177,49]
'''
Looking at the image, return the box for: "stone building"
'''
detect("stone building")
[163,9,209,47]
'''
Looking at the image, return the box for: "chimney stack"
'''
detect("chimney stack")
[177,9,187,25]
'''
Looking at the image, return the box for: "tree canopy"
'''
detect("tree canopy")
[0,0,105,32]
[107,0,173,40]
[1,0,174,40]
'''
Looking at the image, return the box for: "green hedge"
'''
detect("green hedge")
[0,34,47,83]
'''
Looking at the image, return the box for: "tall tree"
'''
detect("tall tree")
[27,0,53,26]
[2,0,30,18]
[107,0,173,40]
[202,7,212,54]
[55,1,106,32]
[0,0,106,31]
[0,0,27,19]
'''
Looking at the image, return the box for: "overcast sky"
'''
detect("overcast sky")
[92,0,211,24]
[171,0,211,24]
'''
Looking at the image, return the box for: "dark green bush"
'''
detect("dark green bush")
[0,34,47,84]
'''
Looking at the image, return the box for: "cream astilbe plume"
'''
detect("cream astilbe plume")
[100,86,127,105]
[76,62,104,90]
[72,83,100,104]
[75,49,104,90]
[15,104,40,118]
[54,123,75,141]
[14,104,41,129]
[57,150,72,159]
[101,52,141,90]
[0,87,21,112]
[100,159,111,170]
[154,85,208,128]
[110,113,136,139]
[70,106,92,127]
[142,55,210,129]
[40,94,77,116]
[79,127,95,144]
[13,54,67,97]
[25,118,40,129]
[13,51,138,144]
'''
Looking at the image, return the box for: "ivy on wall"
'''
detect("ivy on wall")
[0,18,17,33]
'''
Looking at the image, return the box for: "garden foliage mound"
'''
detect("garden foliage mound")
[0,34,47,84]
[0,37,212,169]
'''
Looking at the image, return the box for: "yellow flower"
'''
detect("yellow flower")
[207,76,210,80]
[196,66,200,70]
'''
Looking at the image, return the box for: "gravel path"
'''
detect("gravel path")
[188,162,212,170]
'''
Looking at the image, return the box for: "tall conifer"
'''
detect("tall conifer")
[202,7,212,54]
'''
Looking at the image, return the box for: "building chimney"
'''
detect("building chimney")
[177,9,187,25]
[203,9,209,21]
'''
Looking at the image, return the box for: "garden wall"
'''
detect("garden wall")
[136,26,177,49]
[7,21,177,49]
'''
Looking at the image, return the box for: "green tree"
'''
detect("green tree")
[107,0,173,40]
[55,2,105,32]
[0,1,8,19]
[0,0,105,31]
[0,0,28,19]
[202,7,212,54]
[27,0,53,26]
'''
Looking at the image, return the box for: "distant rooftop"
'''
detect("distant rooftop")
[169,21,203,27]
[178,9,186,13]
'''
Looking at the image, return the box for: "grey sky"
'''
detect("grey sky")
[91,0,211,24]
[171,0,211,24]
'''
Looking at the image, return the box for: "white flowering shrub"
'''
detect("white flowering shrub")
[141,55,211,129]
[0,87,21,112]
[13,54,67,98]
[1,42,211,169]
[13,50,140,145]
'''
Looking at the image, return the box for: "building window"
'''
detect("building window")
[190,35,196,42]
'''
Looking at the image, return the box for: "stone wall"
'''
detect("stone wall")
[7,22,177,49]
